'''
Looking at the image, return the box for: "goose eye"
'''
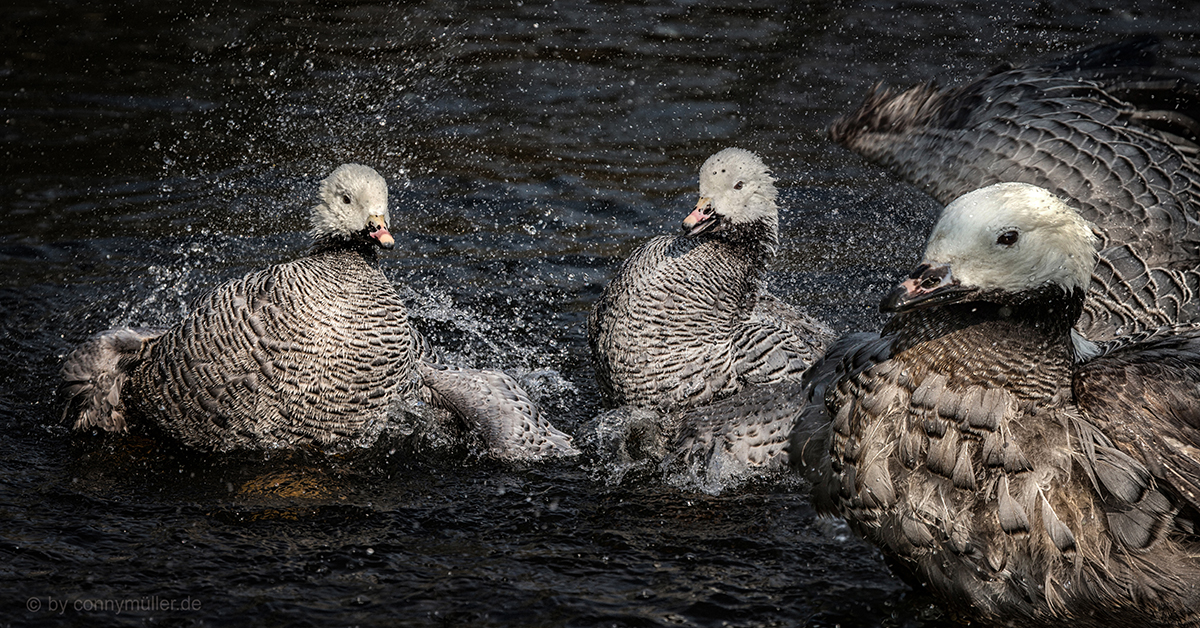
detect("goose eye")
[997,230,1019,246]
[341,194,352,205]
[733,181,744,190]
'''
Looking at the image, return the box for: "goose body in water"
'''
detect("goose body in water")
[585,148,831,483]
[588,148,831,415]
[831,36,1200,337]
[61,164,577,459]
[792,183,1200,627]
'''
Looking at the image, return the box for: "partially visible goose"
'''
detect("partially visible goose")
[791,183,1200,627]
[588,148,831,415]
[831,36,1200,338]
[61,164,577,459]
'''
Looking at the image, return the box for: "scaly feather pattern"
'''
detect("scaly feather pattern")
[792,183,1200,627]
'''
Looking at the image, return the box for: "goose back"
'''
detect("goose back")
[589,227,826,413]
[590,233,760,411]
[128,246,416,452]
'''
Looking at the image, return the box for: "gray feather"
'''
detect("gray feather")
[588,149,832,414]
[997,475,1031,535]
[418,361,579,460]
[1039,494,1077,554]
[794,38,1200,626]
[832,39,1200,340]
[62,164,575,459]
[60,327,166,432]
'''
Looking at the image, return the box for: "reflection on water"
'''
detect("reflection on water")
[3,1,1199,626]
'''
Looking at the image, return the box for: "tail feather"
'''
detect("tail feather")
[828,80,945,149]
[60,327,165,432]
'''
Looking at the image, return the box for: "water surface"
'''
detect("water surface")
[4,2,1199,626]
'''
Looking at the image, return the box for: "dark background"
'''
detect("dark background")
[3,2,1198,626]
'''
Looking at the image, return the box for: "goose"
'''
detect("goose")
[61,164,577,459]
[587,148,831,415]
[791,183,1200,627]
[831,36,1200,338]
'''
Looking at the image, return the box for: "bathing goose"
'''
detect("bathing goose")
[62,164,576,458]
[588,148,831,414]
[791,183,1200,627]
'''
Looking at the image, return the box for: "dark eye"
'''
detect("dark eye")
[733,181,744,190]
[997,230,1019,246]
[341,194,352,205]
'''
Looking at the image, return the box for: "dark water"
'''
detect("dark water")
[4,2,1200,626]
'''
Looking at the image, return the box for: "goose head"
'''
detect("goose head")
[882,182,1098,314]
[310,163,394,249]
[683,148,778,237]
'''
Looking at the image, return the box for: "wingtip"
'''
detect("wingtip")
[60,327,165,434]
[419,361,580,461]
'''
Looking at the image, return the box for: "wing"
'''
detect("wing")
[729,292,834,386]
[1074,326,1200,548]
[61,327,167,432]
[788,332,897,514]
[751,291,835,340]
[1080,244,1200,338]
[832,37,1200,337]
[418,361,579,460]
[641,295,833,486]
[667,380,808,488]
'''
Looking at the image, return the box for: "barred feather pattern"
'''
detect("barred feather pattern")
[588,221,831,414]
[61,163,573,458]
[125,246,416,452]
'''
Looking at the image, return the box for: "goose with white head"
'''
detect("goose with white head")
[831,36,1200,339]
[682,147,780,239]
[61,164,577,459]
[883,182,1098,343]
[791,182,1200,627]
[587,148,831,475]
[589,148,830,414]
[310,163,395,249]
